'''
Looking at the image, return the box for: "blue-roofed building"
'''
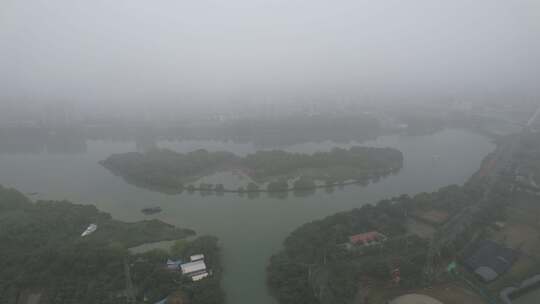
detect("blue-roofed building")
[463,240,519,282]
[166,259,182,271]
[154,298,167,304]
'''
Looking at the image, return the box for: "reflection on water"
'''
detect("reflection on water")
[0,128,495,304]
[195,170,257,190]
[45,133,87,154]
[0,127,87,154]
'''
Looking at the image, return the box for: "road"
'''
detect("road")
[124,258,136,304]
[527,105,540,127]
[423,104,540,283]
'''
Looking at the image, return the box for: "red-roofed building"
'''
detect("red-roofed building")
[349,231,387,247]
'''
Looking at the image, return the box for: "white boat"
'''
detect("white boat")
[81,224,97,237]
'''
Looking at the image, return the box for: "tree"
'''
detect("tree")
[293,177,316,190]
[267,180,289,192]
[247,182,259,192]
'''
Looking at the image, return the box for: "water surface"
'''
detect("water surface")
[0,129,494,304]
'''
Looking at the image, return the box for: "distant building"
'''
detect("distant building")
[463,240,518,282]
[349,231,387,247]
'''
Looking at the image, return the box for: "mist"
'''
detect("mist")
[1,0,539,114]
[4,2,540,304]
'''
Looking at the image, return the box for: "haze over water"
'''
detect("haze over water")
[2,0,540,303]
[0,129,494,304]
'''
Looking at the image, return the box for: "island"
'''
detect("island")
[0,185,224,304]
[100,146,403,194]
[267,130,540,304]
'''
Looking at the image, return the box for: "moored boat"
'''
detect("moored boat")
[141,206,162,215]
[81,224,97,237]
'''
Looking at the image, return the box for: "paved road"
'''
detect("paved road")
[124,258,136,304]
[424,104,540,282]
[527,105,540,127]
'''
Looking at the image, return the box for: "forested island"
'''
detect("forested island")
[100,147,403,194]
[0,185,224,304]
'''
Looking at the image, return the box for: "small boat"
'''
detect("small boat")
[141,206,162,215]
[81,224,97,237]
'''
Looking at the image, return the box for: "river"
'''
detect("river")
[0,128,494,304]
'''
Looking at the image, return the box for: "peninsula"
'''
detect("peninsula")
[267,130,540,304]
[0,185,224,304]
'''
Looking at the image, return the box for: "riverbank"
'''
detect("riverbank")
[0,129,495,304]
[265,130,540,304]
[0,185,200,304]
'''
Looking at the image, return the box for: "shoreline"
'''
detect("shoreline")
[103,167,400,195]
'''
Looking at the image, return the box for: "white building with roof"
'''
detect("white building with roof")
[180,260,207,276]
[179,253,211,282]
[190,254,205,261]
[191,272,209,281]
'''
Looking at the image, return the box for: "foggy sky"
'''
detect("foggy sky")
[1,0,539,110]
